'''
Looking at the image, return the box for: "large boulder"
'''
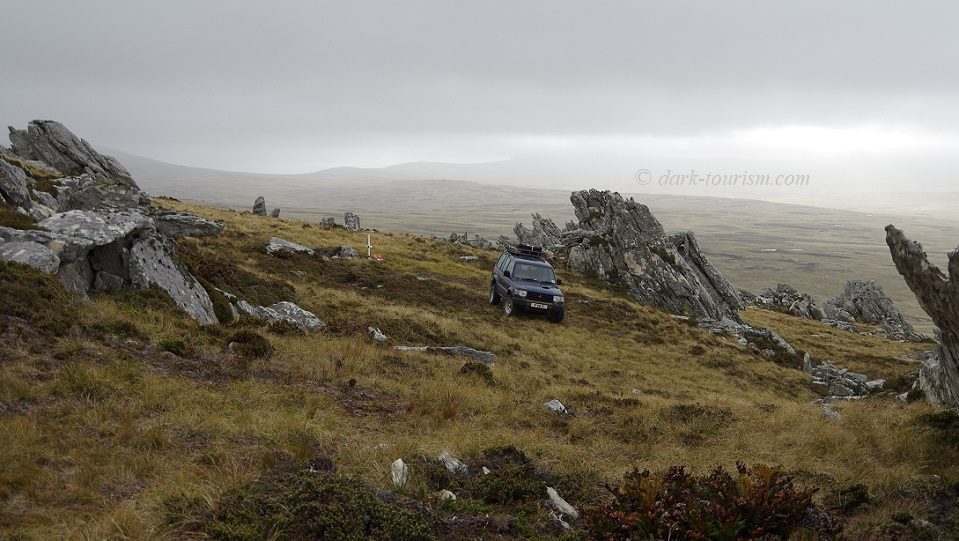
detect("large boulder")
[886,225,959,406]
[236,299,326,332]
[756,284,825,320]
[253,196,267,216]
[344,211,361,231]
[562,189,743,321]
[8,120,133,183]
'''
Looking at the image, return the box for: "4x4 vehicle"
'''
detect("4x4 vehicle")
[489,245,565,323]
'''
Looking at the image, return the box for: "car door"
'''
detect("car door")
[501,258,516,296]
[493,254,510,296]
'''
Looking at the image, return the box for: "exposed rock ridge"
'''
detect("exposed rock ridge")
[562,189,742,321]
[885,225,959,406]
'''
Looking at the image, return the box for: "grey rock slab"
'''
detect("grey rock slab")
[0,241,60,273]
[152,211,224,238]
[393,345,495,365]
[128,234,218,325]
[0,157,31,208]
[39,210,154,247]
[266,236,315,256]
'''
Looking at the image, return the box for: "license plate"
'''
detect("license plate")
[530,302,549,310]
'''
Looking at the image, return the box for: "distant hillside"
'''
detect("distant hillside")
[112,149,959,332]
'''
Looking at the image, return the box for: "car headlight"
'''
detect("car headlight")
[514,289,527,298]
[553,295,565,303]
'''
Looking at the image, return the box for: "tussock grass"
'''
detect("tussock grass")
[0,201,956,539]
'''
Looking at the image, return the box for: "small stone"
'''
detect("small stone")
[391,458,408,488]
[368,327,387,342]
[481,467,491,475]
[545,399,567,414]
[270,208,281,218]
[821,404,841,420]
[438,452,468,475]
[546,487,579,519]
[459,255,478,261]
[865,379,886,391]
[438,489,456,501]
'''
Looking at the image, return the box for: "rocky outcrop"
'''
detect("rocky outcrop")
[886,225,959,406]
[563,190,743,321]
[8,120,133,182]
[804,356,884,399]
[514,213,565,250]
[756,284,825,320]
[449,232,494,249]
[0,121,221,326]
[253,196,267,216]
[344,212,361,231]
[824,280,926,342]
[698,316,802,366]
[270,208,281,218]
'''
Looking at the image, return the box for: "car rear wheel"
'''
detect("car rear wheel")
[489,283,501,305]
[502,297,515,316]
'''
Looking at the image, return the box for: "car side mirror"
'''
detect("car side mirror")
[503,271,511,278]
[556,278,562,285]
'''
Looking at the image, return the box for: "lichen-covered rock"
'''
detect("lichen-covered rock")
[55,175,147,211]
[39,210,154,246]
[152,211,224,238]
[270,208,281,218]
[886,225,959,406]
[8,120,134,182]
[266,236,315,256]
[236,299,326,332]
[0,241,60,273]
[253,196,267,216]
[756,284,825,320]
[563,190,743,320]
[344,211,361,231]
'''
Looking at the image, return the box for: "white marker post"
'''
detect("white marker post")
[367,234,372,258]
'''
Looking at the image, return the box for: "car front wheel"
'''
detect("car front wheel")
[548,308,565,323]
[503,297,516,316]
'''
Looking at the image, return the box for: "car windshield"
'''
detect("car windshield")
[512,262,556,284]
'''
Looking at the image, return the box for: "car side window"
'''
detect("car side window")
[495,254,507,271]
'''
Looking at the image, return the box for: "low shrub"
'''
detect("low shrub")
[228,330,273,359]
[458,362,496,386]
[918,410,959,446]
[203,469,435,540]
[583,463,821,541]
[0,261,79,335]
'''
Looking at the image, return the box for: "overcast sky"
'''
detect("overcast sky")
[3,0,959,194]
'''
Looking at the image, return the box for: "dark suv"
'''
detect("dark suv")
[489,245,565,323]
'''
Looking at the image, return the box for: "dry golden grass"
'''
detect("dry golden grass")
[0,199,956,539]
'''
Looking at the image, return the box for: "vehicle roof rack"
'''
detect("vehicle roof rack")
[512,244,544,257]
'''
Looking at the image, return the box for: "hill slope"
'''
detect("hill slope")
[2,199,957,539]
